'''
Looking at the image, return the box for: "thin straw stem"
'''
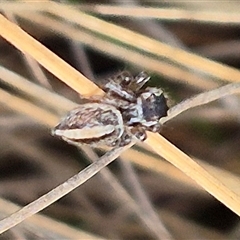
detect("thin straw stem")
[161,82,240,124]
[145,133,240,216]
[0,142,135,233]
[0,13,101,96]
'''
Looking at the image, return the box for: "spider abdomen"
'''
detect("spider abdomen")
[52,103,125,147]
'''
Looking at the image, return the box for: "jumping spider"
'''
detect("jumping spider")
[52,71,168,147]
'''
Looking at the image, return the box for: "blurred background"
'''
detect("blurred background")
[0,1,240,239]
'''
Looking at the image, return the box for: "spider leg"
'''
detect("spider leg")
[104,80,136,102]
[83,92,130,109]
[143,122,161,133]
[112,71,150,92]
[128,71,150,92]
[102,71,150,103]
[112,71,150,93]
[129,125,147,141]
[110,127,133,147]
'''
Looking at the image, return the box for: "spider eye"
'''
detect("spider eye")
[124,76,131,82]
[118,71,133,84]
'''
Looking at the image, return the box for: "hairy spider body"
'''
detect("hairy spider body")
[53,72,168,147]
[53,103,130,147]
[102,72,168,136]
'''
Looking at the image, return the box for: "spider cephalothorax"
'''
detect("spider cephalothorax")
[52,71,168,147]
[102,72,168,136]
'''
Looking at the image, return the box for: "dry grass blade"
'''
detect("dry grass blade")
[0,142,135,233]
[125,147,240,195]
[0,13,100,96]
[17,11,217,90]
[3,10,52,89]
[161,82,240,124]
[81,5,240,25]
[0,65,77,113]
[48,2,240,83]
[82,147,172,239]
[145,133,240,215]
[0,88,58,127]
[0,199,103,239]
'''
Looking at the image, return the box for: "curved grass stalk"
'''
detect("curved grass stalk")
[0,142,135,233]
[161,82,240,124]
[80,5,240,25]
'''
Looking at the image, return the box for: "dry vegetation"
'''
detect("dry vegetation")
[0,1,240,239]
